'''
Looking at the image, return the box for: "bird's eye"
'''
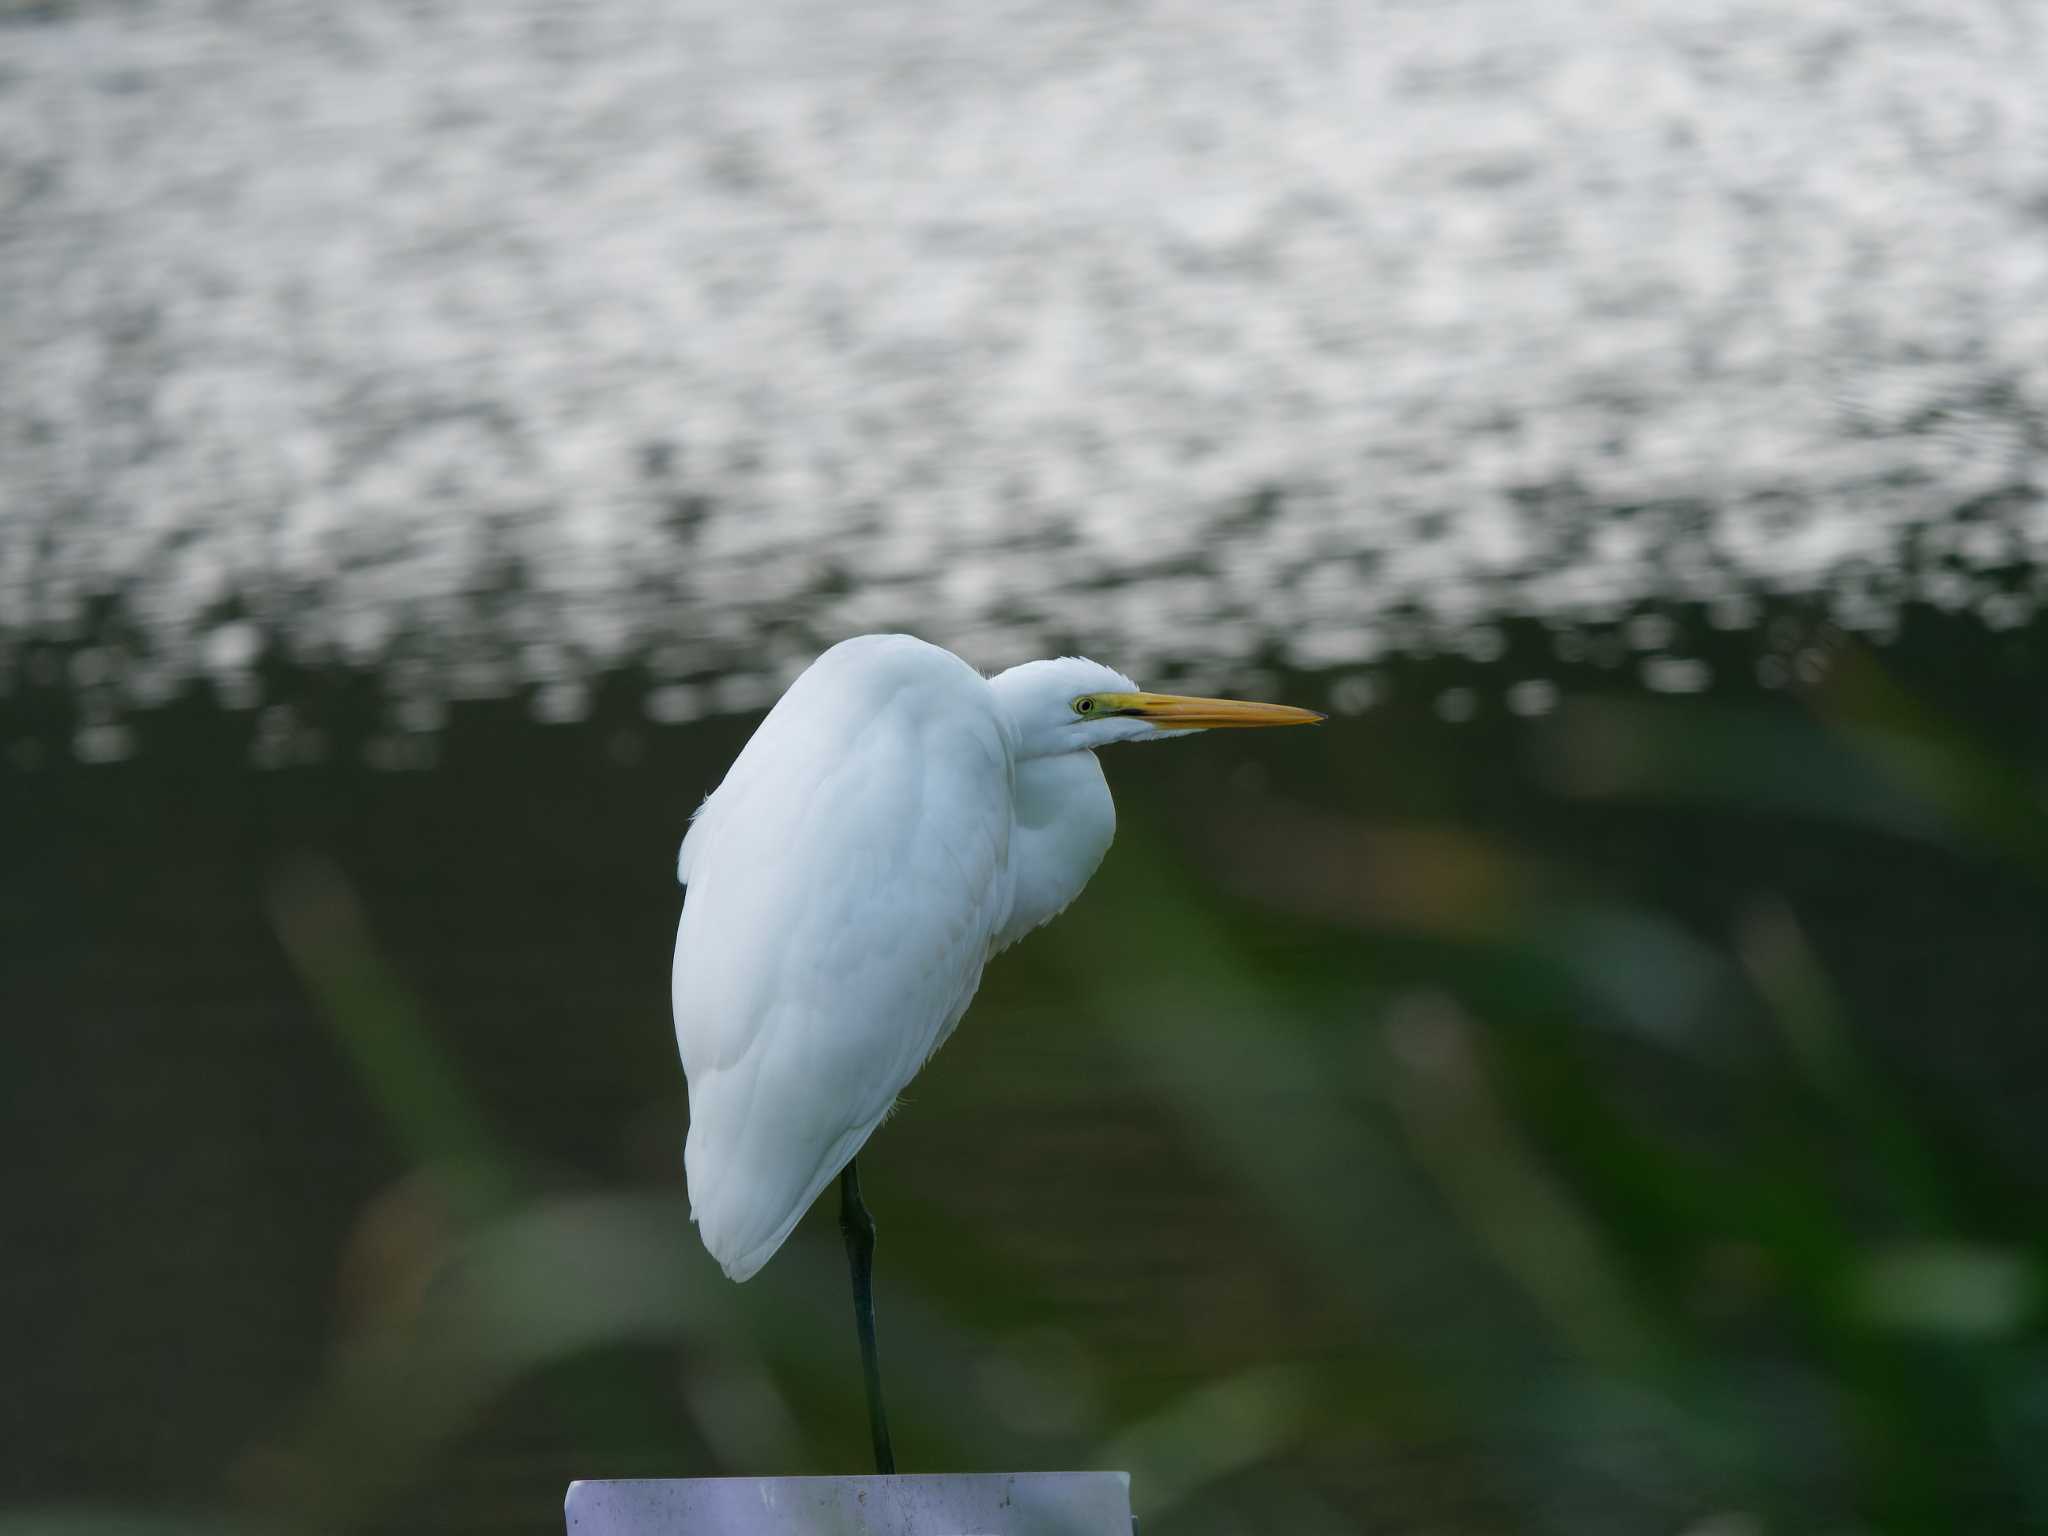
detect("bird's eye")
[1072,696,1095,715]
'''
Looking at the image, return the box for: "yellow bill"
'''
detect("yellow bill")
[1099,691,1326,728]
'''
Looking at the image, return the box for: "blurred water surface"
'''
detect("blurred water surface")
[3,0,2045,713]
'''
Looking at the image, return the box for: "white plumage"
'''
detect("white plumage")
[673,634,1319,1281]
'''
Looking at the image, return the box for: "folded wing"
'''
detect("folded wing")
[673,637,1012,1280]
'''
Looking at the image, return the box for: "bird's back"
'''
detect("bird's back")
[673,636,1014,1280]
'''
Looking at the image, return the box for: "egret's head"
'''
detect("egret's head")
[990,656,1324,759]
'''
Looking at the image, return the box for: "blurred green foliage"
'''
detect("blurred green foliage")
[3,606,2045,1535]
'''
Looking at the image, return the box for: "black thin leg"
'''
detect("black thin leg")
[839,1156,896,1474]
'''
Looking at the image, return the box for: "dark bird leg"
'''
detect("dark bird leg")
[839,1156,896,1474]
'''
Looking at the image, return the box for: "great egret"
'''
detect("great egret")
[672,634,1321,1470]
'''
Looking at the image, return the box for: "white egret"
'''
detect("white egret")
[672,634,1321,1469]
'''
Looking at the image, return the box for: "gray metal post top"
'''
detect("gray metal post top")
[566,1472,1134,1535]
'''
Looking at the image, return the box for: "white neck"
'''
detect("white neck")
[994,751,1116,952]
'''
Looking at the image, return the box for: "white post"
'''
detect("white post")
[566,1472,1135,1535]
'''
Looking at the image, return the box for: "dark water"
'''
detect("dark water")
[6,599,2048,1535]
